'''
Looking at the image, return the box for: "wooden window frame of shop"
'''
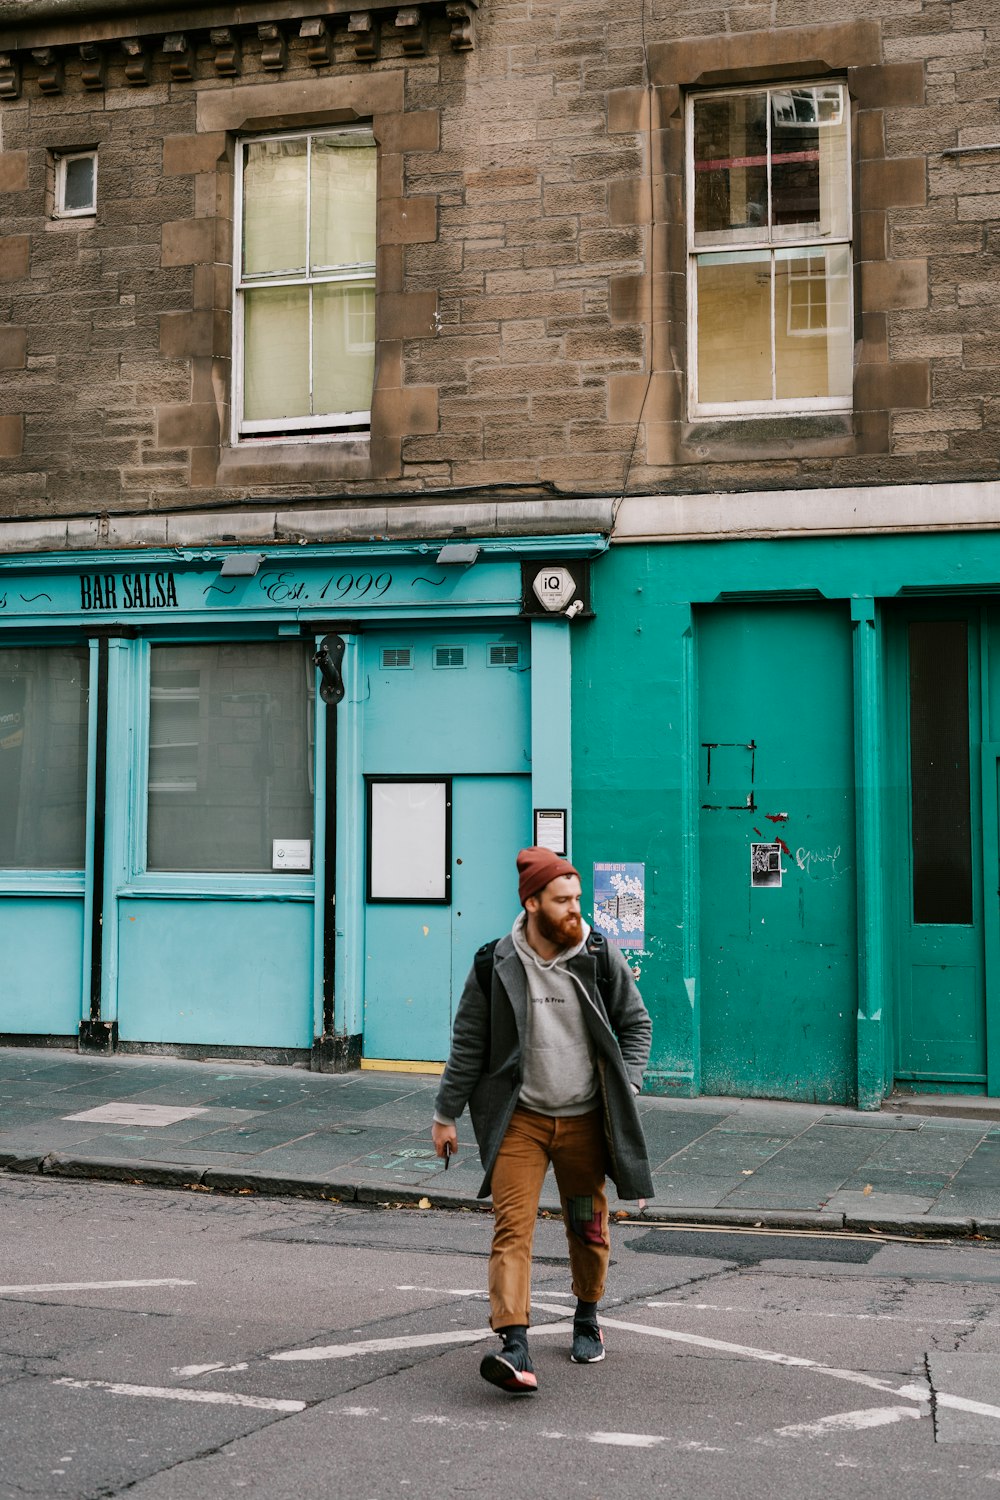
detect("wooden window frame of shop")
[607,22,929,470]
[157,69,440,487]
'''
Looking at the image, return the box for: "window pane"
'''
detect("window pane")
[0,646,89,870]
[771,85,848,241]
[311,137,376,269]
[63,155,95,212]
[774,246,852,400]
[243,138,307,276]
[313,282,375,417]
[908,622,973,924]
[147,643,313,874]
[243,286,310,421]
[696,251,771,404]
[693,92,768,244]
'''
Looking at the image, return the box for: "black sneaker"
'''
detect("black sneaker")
[480,1337,538,1394]
[570,1320,606,1364]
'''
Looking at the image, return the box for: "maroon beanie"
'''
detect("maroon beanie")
[516,846,580,905]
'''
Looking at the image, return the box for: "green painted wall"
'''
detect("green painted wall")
[571,547,696,1093]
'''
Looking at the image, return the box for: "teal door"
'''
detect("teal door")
[0,643,92,1037]
[697,604,858,1102]
[888,611,988,1090]
[362,774,530,1061]
[361,627,531,1062]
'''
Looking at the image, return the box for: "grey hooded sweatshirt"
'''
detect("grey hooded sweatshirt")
[509,910,598,1116]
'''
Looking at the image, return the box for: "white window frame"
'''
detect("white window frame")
[53,150,97,218]
[232,125,376,444]
[686,82,853,420]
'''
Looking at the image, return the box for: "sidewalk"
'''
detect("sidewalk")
[1,1046,998,1237]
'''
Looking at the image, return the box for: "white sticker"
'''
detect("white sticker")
[272,839,311,871]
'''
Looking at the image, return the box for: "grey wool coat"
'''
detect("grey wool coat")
[435,934,654,1201]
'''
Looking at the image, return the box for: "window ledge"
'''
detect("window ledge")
[215,436,372,486]
[45,214,96,232]
[680,412,855,462]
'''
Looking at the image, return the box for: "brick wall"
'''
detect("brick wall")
[0,0,997,516]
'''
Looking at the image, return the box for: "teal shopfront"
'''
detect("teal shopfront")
[0,539,597,1068]
[573,528,1000,1109]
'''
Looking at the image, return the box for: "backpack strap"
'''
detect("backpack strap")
[585,929,614,1011]
[474,937,500,997]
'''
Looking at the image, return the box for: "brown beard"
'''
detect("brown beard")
[535,906,584,950]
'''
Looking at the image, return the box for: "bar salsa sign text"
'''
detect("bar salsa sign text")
[81,572,179,609]
[74,568,397,612]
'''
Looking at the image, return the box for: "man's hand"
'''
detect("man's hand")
[432,1120,458,1159]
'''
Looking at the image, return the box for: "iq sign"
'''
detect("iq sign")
[531,567,577,612]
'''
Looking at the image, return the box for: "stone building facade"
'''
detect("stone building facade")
[1,0,999,1107]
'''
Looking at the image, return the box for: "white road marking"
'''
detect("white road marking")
[172,1362,248,1378]
[776,1407,924,1438]
[272,1328,495,1361]
[644,1299,990,1328]
[588,1432,664,1448]
[396,1287,490,1297]
[53,1378,304,1413]
[396,1285,571,1299]
[61,1103,209,1126]
[0,1278,195,1296]
[272,1321,572,1363]
[899,1382,1000,1423]
[531,1300,1000,1422]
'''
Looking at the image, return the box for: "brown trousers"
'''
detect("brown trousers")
[488,1104,610,1330]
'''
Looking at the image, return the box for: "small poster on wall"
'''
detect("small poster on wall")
[593,862,645,950]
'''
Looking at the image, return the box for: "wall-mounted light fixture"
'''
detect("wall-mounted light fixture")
[218,553,266,577]
[435,543,481,566]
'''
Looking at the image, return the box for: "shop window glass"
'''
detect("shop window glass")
[236,127,376,440]
[689,82,852,415]
[0,646,89,869]
[147,642,313,874]
[908,621,973,925]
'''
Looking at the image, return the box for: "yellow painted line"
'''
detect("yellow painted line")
[361,1059,445,1075]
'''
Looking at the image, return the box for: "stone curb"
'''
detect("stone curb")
[42,1153,207,1189]
[2,1156,998,1239]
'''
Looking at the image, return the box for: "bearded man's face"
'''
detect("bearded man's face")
[530,874,583,949]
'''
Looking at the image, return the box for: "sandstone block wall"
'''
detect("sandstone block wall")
[0,0,996,517]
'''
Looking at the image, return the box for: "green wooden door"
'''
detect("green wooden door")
[888,611,987,1090]
[697,604,858,1103]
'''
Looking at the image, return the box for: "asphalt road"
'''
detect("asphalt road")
[3,1175,1000,1499]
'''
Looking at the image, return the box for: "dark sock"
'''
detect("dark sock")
[575,1299,599,1325]
[498,1324,529,1352]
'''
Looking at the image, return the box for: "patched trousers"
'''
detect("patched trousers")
[488,1104,610,1330]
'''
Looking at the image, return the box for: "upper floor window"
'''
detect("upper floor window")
[234,126,376,442]
[54,150,97,217]
[687,83,852,417]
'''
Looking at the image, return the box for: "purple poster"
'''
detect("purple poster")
[592,862,645,951]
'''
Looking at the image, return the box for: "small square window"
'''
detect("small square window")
[54,151,97,217]
[433,646,466,669]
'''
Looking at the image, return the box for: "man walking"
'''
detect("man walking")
[431,846,653,1394]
